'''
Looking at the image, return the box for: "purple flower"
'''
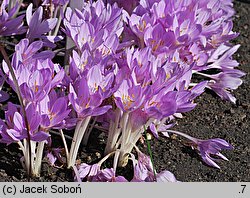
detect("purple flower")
[26,4,62,47]
[0,103,50,144]
[9,39,54,69]
[69,77,111,118]
[46,148,64,166]
[195,138,233,169]
[175,81,207,113]
[3,43,64,104]
[0,103,27,144]
[76,163,100,181]
[63,0,123,53]
[165,130,233,169]
[131,151,178,182]
[207,44,240,70]
[87,65,115,99]
[0,0,26,36]
[114,79,145,112]
[144,23,174,54]
[24,103,50,142]
[2,39,55,94]
[144,91,177,120]
[92,168,128,182]
[19,67,53,103]
[39,91,70,129]
[155,170,178,182]
[195,68,245,103]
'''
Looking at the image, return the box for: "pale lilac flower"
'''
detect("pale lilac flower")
[114,79,145,112]
[144,91,177,120]
[39,91,70,129]
[75,163,100,181]
[156,170,178,182]
[131,151,178,182]
[207,45,240,70]
[165,130,233,169]
[196,138,233,169]
[0,103,50,144]
[26,4,62,47]
[0,0,26,36]
[69,77,111,118]
[63,0,123,53]
[46,148,64,166]
[175,81,208,113]
[92,168,128,182]
[144,23,174,54]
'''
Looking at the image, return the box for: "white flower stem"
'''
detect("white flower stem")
[22,139,31,174]
[193,71,213,79]
[59,129,69,161]
[97,151,116,167]
[104,108,121,155]
[82,117,96,146]
[33,141,45,176]
[161,130,198,143]
[117,118,154,167]
[67,116,91,168]
[118,112,131,167]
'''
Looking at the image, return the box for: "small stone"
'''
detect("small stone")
[95,152,101,159]
[146,133,152,140]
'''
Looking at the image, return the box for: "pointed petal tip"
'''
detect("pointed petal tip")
[217,152,229,161]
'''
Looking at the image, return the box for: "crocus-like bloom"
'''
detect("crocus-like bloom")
[144,91,177,120]
[69,77,111,118]
[121,0,242,103]
[13,39,54,67]
[63,0,123,54]
[175,81,208,113]
[26,4,62,47]
[131,152,178,182]
[0,0,26,36]
[76,163,100,181]
[207,45,240,70]
[207,69,245,103]
[3,40,65,104]
[165,130,233,169]
[2,39,56,94]
[18,59,64,104]
[45,147,64,166]
[39,91,71,129]
[114,79,145,112]
[0,103,50,144]
[196,138,233,169]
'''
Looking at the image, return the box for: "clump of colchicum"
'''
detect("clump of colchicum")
[0,0,243,181]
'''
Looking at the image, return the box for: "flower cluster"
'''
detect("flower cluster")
[0,0,241,181]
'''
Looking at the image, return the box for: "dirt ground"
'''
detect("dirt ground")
[0,1,249,182]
